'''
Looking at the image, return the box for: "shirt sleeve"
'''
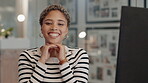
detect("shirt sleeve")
[59,49,89,83]
[18,52,47,83]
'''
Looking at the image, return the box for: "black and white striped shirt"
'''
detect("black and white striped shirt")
[18,46,89,83]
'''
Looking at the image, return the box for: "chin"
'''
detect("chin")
[46,38,63,44]
[48,41,61,44]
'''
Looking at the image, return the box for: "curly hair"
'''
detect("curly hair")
[39,4,70,27]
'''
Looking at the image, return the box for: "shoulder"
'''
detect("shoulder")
[25,47,38,52]
[21,47,38,55]
[67,46,88,57]
[66,47,89,65]
[19,47,39,60]
[73,48,86,53]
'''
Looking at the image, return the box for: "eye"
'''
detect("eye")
[45,22,52,25]
[58,23,64,26]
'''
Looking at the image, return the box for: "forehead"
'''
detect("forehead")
[45,10,66,20]
[48,10,63,14]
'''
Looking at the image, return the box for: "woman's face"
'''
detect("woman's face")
[41,10,68,44]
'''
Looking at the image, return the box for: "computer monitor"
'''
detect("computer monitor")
[115,6,148,83]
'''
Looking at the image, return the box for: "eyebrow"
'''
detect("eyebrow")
[44,19,66,23]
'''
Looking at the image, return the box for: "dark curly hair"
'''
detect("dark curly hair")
[39,4,70,27]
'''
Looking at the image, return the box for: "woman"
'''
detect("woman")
[18,4,89,83]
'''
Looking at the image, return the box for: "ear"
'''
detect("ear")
[41,28,43,34]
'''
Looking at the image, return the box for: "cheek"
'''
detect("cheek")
[63,28,68,33]
[62,30,68,36]
[41,28,47,36]
[41,26,48,32]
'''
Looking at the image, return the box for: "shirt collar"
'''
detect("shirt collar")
[64,45,73,55]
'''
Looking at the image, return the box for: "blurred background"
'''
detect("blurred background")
[0,0,147,83]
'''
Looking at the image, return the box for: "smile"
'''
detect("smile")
[48,33,60,38]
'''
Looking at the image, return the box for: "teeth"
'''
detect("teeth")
[49,33,59,37]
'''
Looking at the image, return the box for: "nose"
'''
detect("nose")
[50,28,57,31]
[50,24,58,31]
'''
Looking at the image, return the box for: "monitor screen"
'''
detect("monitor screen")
[115,6,148,83]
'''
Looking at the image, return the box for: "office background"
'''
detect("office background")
[0,0,148,83]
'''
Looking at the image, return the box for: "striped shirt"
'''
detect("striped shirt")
[18,46,89,83]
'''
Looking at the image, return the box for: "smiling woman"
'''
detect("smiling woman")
[41,10,68,44]
[18,4,89,83]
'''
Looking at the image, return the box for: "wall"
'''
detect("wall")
[27,0,121,48]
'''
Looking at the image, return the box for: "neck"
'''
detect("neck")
[40,46,58,57]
